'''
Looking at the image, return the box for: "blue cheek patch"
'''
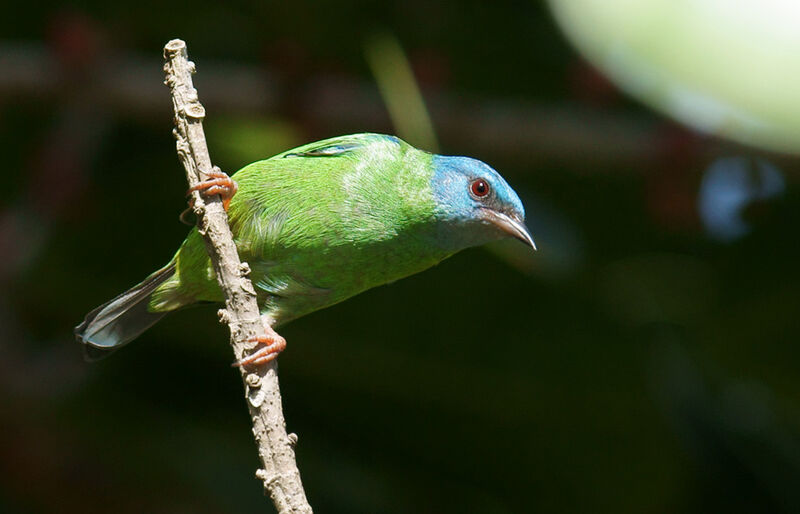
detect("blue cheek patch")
[431,155,475,221]
[430,155,526,222]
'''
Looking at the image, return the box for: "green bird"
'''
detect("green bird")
[75,133,535,365]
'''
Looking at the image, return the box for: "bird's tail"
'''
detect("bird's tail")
[74,263,177,360]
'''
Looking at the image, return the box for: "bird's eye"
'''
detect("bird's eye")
[470,179,490,198]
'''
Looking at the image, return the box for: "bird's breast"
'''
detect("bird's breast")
[253,232,451,325]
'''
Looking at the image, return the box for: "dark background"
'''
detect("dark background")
[2,2,800,513]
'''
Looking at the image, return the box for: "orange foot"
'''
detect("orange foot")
[233,323,287,367]
[188,168,238,211]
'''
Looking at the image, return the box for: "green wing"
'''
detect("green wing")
[274,133,401,158]
[150,133,438,324]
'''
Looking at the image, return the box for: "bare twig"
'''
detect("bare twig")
[162,39,312,513]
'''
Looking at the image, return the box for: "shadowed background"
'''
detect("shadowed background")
[2,2,800,513]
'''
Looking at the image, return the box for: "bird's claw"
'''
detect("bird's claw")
[233,331,287,367]
[181,169,238,224]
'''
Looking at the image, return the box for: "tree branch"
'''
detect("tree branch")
[162,39,312,513]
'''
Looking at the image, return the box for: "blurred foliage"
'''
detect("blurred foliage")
[365,32,439,152]
[2,2,800,514]
[550,0,800,154]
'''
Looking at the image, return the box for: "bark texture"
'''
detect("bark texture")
[163,39,312,513]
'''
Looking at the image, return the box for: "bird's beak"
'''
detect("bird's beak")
[481,209,537,251]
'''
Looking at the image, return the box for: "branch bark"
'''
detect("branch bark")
[162,39,312,513]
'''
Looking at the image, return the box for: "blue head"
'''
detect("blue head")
[430,155,535,251]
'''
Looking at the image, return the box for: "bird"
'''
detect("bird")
[74,133,535,365]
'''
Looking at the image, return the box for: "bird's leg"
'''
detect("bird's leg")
[189,168,238,210]
[181,168,238,224]
[233,317,287,367]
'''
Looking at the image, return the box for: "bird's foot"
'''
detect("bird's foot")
[233,324,287,367]
[189,168,238,210]
[181,168,238,224]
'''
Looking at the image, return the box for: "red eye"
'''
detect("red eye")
[470,179,490,198]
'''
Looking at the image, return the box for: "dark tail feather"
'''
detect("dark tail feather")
[74,263,176,360]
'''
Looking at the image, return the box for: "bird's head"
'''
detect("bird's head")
[430,155,536,251]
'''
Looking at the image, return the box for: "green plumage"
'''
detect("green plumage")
[75,133,532,354]
[152,134,452,326]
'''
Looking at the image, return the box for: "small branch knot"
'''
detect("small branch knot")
[217,308,231,324]
[246,373,262,388]
[245,374,270,404]
[183,104,205,119]
[164,39,185,53]
[288,433,298,448]
[239,262,252,277]
[255,468,269,481]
